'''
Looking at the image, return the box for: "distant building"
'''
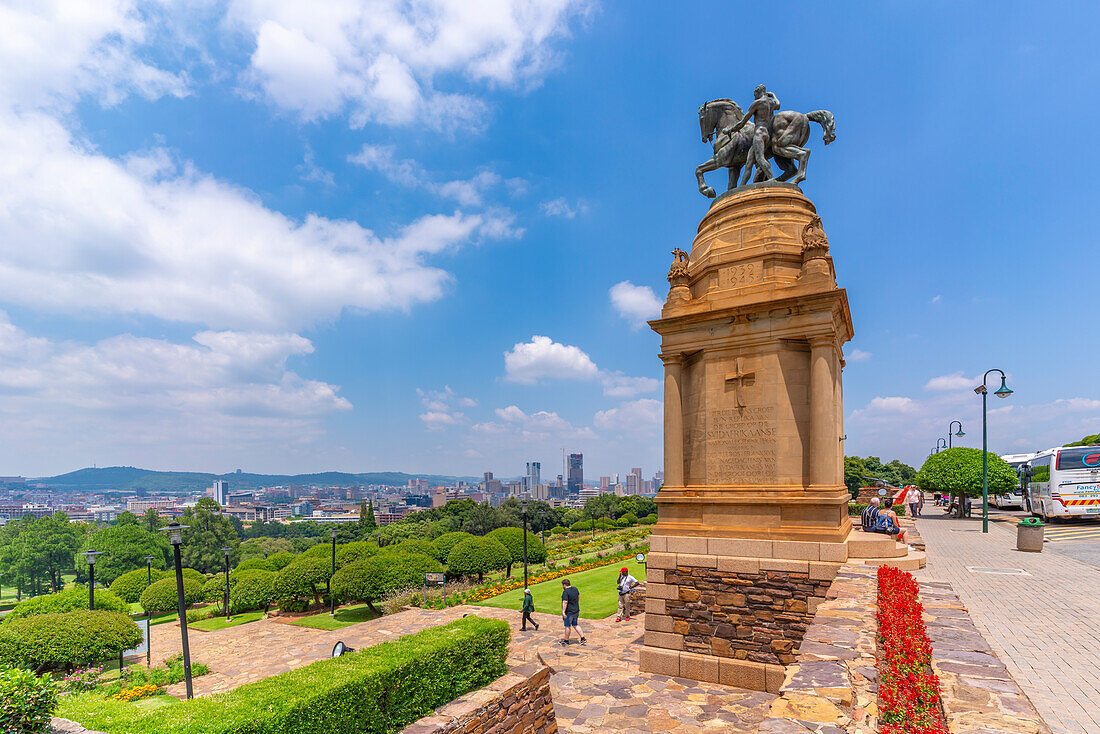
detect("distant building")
[525,462,541,494]
[599,476,611,490]
[210,480,229,506]
[567,453,583,496]
[290,501,313,517]
[126,499,175,514]
[626,467,643,495]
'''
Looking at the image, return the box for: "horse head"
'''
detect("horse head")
[698,99,743,143]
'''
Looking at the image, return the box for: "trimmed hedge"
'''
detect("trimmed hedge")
[267,552,297,571]
[336,542,379,568]
[389,539,441,561]
[848,503,906,517]
[332,553,444,605]
[234,558,275,573]
[446,537,510,582]
[485,527,546,570]
[201,576,229,604]
[271,556,331,604]
[180,568,206,585]
[139,577,204,614]
[58,616,509,734]
[229,570,276,614]
[431,531,473,560]
[5,586,129,622]
[0,666,57,733]
[108,568,167,603]
[639,514,658,525]
[0,610,143,670]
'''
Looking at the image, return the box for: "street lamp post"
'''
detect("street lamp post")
[521,501,529,591]
[949,420,965,449]
[143,555,155,666]
[329,528,338,617]
[974,369,1014,533]
[936,438,947,453]
[162,522,193,699]
[80,550,104,609]
[221,547,232,622]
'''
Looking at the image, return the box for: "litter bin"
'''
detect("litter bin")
[1017,518,1044,552]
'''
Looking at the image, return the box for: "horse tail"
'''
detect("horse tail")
[807,110,836,145]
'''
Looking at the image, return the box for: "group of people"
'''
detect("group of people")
[860,496,908,543]
[519,567,640,646]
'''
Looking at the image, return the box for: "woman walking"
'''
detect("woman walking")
[521,588,539,631]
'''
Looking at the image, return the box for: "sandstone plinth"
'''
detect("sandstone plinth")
[641,184,855,689]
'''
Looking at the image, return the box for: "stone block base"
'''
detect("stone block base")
[639,539,843,691]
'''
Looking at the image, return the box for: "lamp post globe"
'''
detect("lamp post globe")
[949,420,965,449]
[975,369,1013,533]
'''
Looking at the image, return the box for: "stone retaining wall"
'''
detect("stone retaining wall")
[401,663,557,734]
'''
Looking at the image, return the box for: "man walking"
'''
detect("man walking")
[521,588,539,631]
[616,567,639,622]
[560,579,585,646]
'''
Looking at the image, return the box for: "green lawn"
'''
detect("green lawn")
[289,603,380,630]
[473,559,646,620]
[189,611,264,632]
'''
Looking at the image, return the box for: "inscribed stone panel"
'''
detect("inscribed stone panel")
[705,406,779,485]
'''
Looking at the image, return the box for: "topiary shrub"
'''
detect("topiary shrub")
[0,610,143,670]
[271,556,331,607]
[0,666,57,733]
[390,539,441,561]
[6,586,129,622]
[298,544,331,560]
[180,568,207,585]
[485,527,546,576]
[331,553,444,609]
[108,568,167,603]
[201,576,230,604]
[336,542,378,568]
[431,531,474,559]
[267,552,296,571]
[234,558,274,573]
[139,577,204,614]
[640,514,658,525]
[229,570,275,614]
[619,513,638,526]
[550,526,569,535]
[446,537,510,582]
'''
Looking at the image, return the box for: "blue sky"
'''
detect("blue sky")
[0,1,1097,479]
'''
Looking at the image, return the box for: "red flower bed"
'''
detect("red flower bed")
[877,566,948,734]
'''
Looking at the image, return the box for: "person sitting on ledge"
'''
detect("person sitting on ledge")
[860,497,906,543]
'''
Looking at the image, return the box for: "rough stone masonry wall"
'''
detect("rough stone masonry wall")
[400,663,557,734]
[641,545,840,692]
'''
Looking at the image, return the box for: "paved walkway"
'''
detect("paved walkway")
[914,512,1100,734]
[149,605,775,732]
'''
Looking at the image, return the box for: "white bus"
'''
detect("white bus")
[1023,446,1100,521]
[997,452,1034,509]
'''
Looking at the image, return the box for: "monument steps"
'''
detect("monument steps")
[846,533,909,559]
[847,548,927,571]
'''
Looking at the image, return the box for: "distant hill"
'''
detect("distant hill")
[35,466,479,493]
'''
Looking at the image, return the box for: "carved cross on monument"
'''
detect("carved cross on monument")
[724,357,755,408]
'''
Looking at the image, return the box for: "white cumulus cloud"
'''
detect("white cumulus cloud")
[593,398,662,433]
[540,197,586,218]
[609,281,662,328]
[924,372,976,392]
[846,348,872,362]
[227,0,593,128]
[503,336,599,384]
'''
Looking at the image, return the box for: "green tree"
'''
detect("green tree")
[431,531,474,560]
[359,500,378,532]
[461,501,503,536]
[114,511,139,526]
[80,523,170,585]
[446,537,510,582]
[1068,432,1100,446]
[583,494,619,521]
[177,499,241,574]
[0,514,84,596]
[271,556,331,607]
[140,508,163,532]
[844,456,866,497]
[485,527,546,576]
[331,552,443,614]
[917,448,1016,517]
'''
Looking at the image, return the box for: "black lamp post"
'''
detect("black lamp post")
[143,555,155,666]
[521,500,529,591]
[162,521,193,699]
[974,369,1014,533]
[936,438,947,453]
[329,527,338,617]
[948,420,965,449]
[221,547,232,622]
[80,550,104,609]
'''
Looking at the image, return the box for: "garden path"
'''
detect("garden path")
[149,605,776,732]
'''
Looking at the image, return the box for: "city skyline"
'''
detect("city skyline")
[0,4,1098,477]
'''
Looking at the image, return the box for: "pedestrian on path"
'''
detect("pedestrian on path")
[521,588,539,631]
[616,568,639,622]
[560,579,586,646]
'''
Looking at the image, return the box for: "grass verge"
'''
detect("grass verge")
[289,603,380,630]
[473,558,645,619]
[189,611,264,632]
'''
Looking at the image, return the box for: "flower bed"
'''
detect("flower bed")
[877,565,947,734]
[455,546,646,605]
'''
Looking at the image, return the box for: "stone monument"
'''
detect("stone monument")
[640,88,854,692]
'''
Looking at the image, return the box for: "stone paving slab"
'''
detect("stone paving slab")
[146,605,776,732]
[914,513,1093,734]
